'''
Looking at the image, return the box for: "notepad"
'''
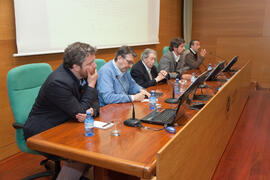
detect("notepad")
[94,121,114,129]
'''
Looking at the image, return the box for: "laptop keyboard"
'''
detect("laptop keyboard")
[141,109,176,125]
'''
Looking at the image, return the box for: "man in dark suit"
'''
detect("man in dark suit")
[158,37,189,79]
[183,40,207,70]
[23,42,99,179]
[130,48,167,88]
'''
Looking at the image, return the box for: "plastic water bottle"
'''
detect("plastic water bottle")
[191,73,196,83]
[174,78,180,98]
[149,90,157,111]
[85,110,94,137]
[208,63,212,71]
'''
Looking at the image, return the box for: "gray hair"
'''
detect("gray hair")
[63,42,96,69]
[142,48,157,60]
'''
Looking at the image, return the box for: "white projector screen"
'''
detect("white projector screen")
[13,0,160,57]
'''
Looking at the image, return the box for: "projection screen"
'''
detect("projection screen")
[13,0,160,57]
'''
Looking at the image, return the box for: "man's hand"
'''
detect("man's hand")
[133,92,146,102]
[182,74,192,80]
[200,49,207,57]
[155,70,167,82]
[140,89,151,98]
[87,69,98,88]
[75,108,94,122]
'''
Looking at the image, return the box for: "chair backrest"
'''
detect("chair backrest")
[7,63,52,153]
[184,43,189,50]
[162,46,169,56]
[95,59,106,71]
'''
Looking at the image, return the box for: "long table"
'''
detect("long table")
[27,65,249,179]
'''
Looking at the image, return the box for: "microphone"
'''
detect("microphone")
[115,75,142,127]
[208,52,227,63]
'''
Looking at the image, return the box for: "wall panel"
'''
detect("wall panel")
[192,0,270,87]
[0,0,182,160]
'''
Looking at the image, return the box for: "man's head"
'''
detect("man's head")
[64,42,97,79]
[114,45,137,72]
[169,37,185,56]
[142,48,157,69]
[189,40,201,53]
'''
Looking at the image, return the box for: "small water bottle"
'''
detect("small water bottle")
[191,73,196,83]
[208,63,212,71]
[149,90,157,111]
[174,78,180,98]
[85,110,94,137]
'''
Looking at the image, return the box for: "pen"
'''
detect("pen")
[102,121,113,127]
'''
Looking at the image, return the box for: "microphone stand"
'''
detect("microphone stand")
[165,79,179,104]
[115,75,142,127]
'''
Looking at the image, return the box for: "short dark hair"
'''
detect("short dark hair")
[169,37,185,51]
[63,42,96,69]
[189,40,200,48]
[114,45,137,61]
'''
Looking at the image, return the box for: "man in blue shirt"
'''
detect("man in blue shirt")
[97,46,150,106]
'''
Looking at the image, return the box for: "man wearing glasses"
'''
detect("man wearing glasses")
[97,45,150,106]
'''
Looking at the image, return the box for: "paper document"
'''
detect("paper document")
[94,121,114,129]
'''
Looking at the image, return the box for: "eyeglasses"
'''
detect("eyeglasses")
[123,57,134,65]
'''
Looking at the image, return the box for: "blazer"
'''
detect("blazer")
[157,50,186,78]
[183,49,204,70]
[24,64,100,140]
[130,60,159,88]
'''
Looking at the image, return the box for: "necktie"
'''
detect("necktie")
[148,69,152,80]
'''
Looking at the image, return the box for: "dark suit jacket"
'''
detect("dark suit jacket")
[24,64,100,140]
[183,49,204,70]
[130,60,159,88]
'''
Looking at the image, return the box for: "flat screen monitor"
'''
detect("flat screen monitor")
[205,61,225,81]
[222,56,238,72]
[175,70,210,111]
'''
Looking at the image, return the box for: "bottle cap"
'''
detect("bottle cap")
[86,110,91,115]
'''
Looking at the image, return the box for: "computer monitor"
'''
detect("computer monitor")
[222,56,238,72]
[140,71,210,125]
[175,70,210,111]
[205,61,225,81]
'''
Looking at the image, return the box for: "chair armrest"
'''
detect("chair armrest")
[13,122,24,129]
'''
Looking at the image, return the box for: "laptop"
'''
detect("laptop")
[141,71,210,125]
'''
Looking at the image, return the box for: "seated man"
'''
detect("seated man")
[130,48,167,88]
[183,40,207,70]
[158,37,188,79]
[23,42,99,180]
[97,45,150,106]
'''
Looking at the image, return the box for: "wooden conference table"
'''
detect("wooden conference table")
[27,63,251,180]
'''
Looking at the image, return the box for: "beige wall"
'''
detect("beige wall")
[192,0,270,87]
[0,0,183,160]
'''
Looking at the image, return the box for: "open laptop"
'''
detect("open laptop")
[141,71,210,125]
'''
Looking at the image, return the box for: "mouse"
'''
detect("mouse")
[165,126,176,134]
[124,119,142,127]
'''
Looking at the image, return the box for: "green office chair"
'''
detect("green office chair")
[7,63,60,180]
[95,59,106,71]
[184,43,189,50]
[162,46,169,55]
